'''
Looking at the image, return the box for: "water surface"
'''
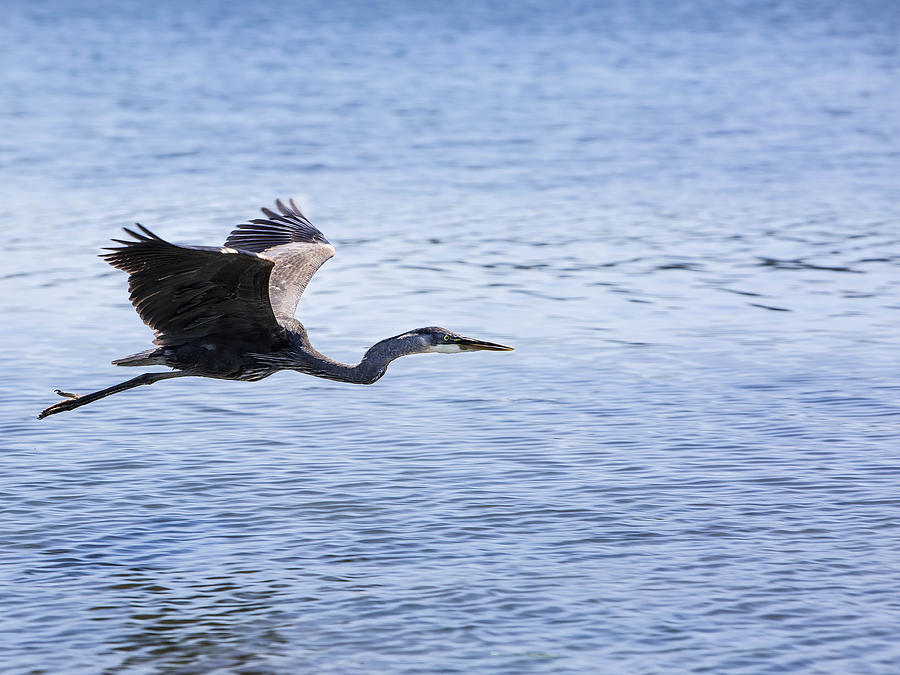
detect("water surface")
[2,1,899,672]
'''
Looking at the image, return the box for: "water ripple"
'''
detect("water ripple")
[4,1,900,673]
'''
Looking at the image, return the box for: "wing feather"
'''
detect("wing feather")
[224,199,335,319]
[102,226,283,348]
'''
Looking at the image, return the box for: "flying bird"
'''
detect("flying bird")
[39,199,513,419]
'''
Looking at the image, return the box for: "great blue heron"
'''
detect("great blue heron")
[39,199,513,419]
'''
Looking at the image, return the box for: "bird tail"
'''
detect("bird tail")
[112,348,167,367]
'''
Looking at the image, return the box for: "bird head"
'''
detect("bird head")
[411,327,514,353]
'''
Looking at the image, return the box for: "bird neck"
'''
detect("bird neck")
[353,334,423,384]
[288,331,424,385]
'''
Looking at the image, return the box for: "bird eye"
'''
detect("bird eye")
[443,335,451,341]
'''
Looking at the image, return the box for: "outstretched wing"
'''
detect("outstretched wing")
[224,199,335,319]
[103,225,283,347]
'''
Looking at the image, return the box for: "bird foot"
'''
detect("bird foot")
[39,398,77,419]
[38,390,82,419]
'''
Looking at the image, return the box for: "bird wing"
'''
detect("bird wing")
[102,225,283,347]
[223,199,335,319]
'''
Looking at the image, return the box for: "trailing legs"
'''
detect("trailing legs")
[38,371,189,419]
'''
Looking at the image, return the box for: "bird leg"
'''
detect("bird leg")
[38,371,188,419]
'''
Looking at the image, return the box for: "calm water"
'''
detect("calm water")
[2,1,900,672]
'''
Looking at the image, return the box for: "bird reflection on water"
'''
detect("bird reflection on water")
[39,199,512,418]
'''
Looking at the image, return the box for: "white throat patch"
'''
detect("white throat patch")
[428,343,463,353]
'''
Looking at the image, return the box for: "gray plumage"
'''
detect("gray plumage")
[39,199,512,419]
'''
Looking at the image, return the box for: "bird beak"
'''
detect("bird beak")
[455,336,514,351]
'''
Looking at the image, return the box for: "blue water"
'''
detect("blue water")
[2,1,900,672]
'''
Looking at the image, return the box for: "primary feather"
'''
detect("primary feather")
[102,225,280,347]
[224,198,335,319]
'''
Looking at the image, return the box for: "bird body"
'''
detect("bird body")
[39,199,512,418]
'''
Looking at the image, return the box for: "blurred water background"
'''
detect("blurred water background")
[2,1,900,672]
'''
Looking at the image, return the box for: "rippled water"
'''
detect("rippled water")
[3,1,900,672]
